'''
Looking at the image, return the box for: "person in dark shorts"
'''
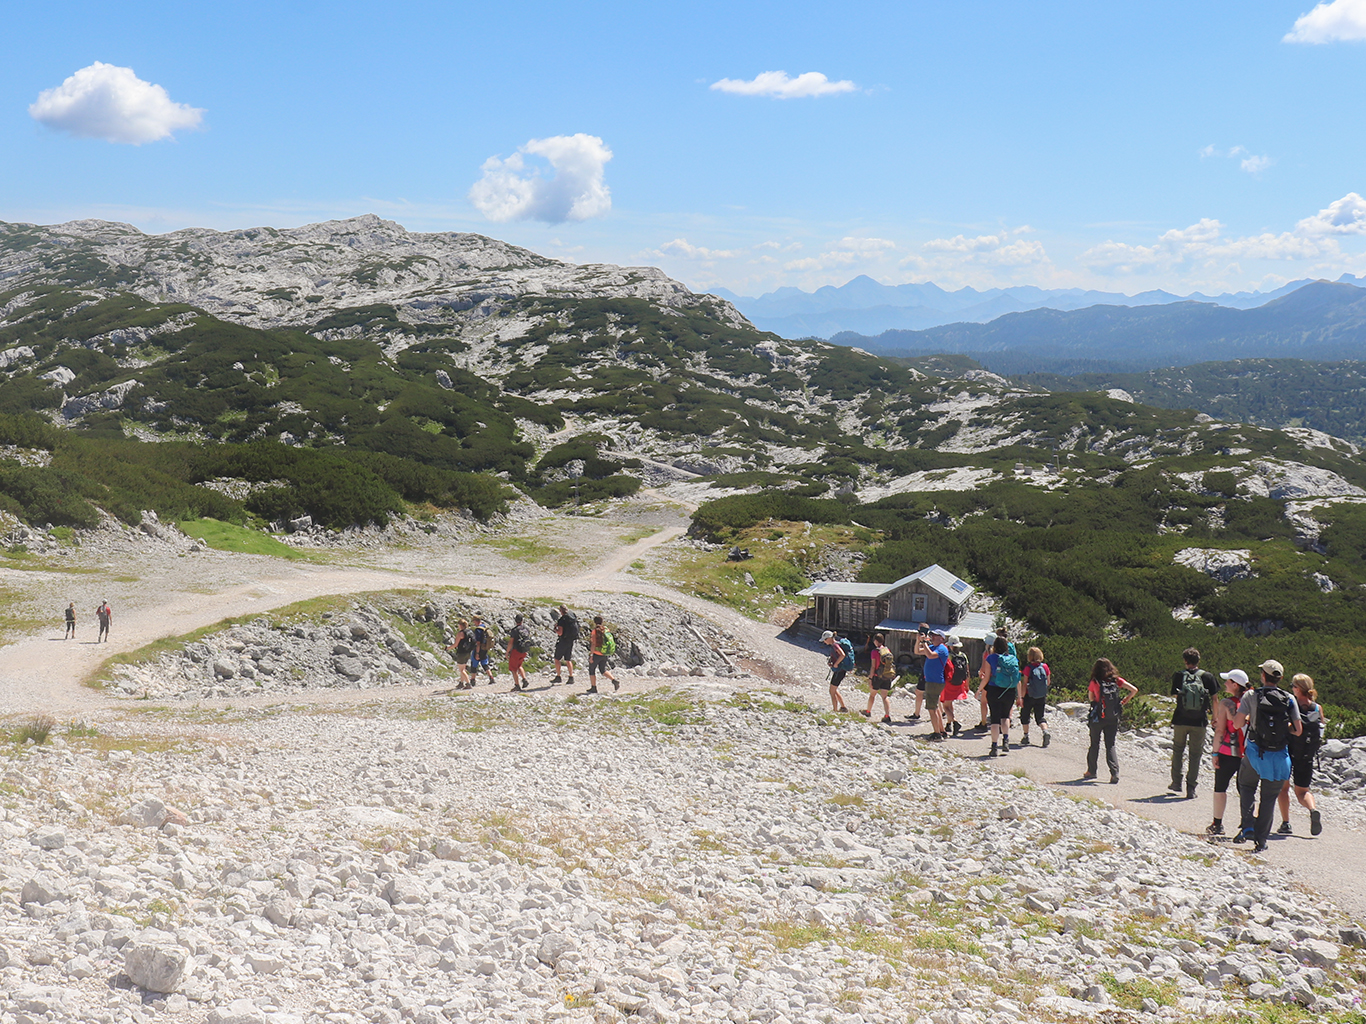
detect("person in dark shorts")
[96,601,112,642]
[821,630,852,712]
[64,602,76,639]
[1206,668,1248,835]
[915,627,949,740]
[552,605,578,686]
[1277,673,1326,837]
[982,634,1022,756]
[468,614,497,685]
[446,618,474,689]
[1018,646,1050,747]
[586,614,618,694]
[861,633,896,723]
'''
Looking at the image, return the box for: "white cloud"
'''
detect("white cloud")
[710,71,857,99]
[1240,154,1273,174]
[29,62,203,144]
[651,238,743,260]
[917,228,1048,267]
[468,134,612,224]
[1200,144,1272,174]
[1296,192,1366,235]
[1285,0,1366,43]
[833,236,895,252]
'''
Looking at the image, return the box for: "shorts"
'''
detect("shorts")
[508,650,527,673]
[1213,752,1240,794]
[941,682,969,703]
[916,679,925,692]
[987,685,1016,724]
[1290,753,1314,790]
[870,676,892,691]
[923,681,945,706]
[1021,695,1047,726]
[554,637,575,661]
[471,656,490,670]
[830,669,848,688]
[589,653,610,676]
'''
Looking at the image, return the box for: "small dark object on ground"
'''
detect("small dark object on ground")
[726,547,752,561]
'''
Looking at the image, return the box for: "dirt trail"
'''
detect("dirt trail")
[1,510,1363,926]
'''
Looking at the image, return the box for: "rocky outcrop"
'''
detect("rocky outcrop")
[1174,547,1255,582]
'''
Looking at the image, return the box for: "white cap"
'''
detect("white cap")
[1219,668,1249,686]
[820,630,834,642]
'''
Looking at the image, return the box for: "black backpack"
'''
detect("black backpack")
[1178,669,1208,714]
[1094,676,1123,722]
[511,623,532,653]
[1292,703,1323,758]
[560,613,579,642]
[1253,686,1292,752]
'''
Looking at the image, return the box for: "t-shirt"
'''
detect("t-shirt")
[830,638,854,671]
[556,612,579,641]
[1170,668,1218,727]
[923,643,949,684]
[1237,685,1302,742]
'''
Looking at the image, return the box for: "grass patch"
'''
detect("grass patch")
[177,518,311,560]
[2,714,56,745]
[474,534,569,565]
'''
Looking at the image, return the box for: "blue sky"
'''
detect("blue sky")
[4,1,1366,297]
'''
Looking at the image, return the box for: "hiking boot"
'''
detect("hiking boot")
[1277,820,1293,835]
[951,721,962,737]
[1081,771,1096,780]
[881,715,892,724]
[999,743,1009,755]
[1232,828,1251,844]
[551,675,562,685]
[1000,737,1010,750]
[1252,840,1268,854]
[1109,774,1119,784]
[1186,785,1196,800]
[612,679,620,691]
[566,676,575,686]
[907,713,921,722]
[1206,821,1224,836]
[989,744,999,757]
[1167,782,1182,793]
[1311,809,1322,836]
[585,685,598,694]
[1019,735,1031,746]
[860,709,871,717]
[1041,731,1050,748]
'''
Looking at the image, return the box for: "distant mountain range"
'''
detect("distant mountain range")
[827,280,1366,374]
[712,273,1366,340]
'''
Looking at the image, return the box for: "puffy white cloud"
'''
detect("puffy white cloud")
[832,236,895,252]
[1240,154,1273,174]
[917,228,1048,267]
[651,238,743,260]
[468,134,612,224]
[1296,192,1366,235]
[710,71,857,99]
[29,62,203,144]
[1284,0,1366,43]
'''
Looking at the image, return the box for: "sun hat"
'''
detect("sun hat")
[1258,659,1284,678]
[1219,668,1249,686]
[945,635,962,648]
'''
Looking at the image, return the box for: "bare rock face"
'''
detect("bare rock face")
[1174,547,1254,583]
[124,942,191,992]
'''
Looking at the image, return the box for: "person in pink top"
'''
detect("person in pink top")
[1205,668,1248,835]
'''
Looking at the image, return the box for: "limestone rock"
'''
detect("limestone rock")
[124,942,191,992]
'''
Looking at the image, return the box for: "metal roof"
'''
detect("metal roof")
[796,563,974,602]
[876,611,996,641]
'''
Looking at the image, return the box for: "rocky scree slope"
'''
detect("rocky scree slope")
[1,692,1364,1024]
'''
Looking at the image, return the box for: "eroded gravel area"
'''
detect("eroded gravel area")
[2,689,1364,1024]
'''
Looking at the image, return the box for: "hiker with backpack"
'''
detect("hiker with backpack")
[1276,673,1326,838]
[468,614,498,686]
[1206,669,1249,836]
[861,632,897,723]
[506,613,533,692]
[915,627,950,740]
[939,635,970,738]
[586,614,619,694]
[982,634,1022,755]
[552,605,579,687]
[1018,646,1051,747]
[446,618,474,689]
[820,630,853,713]
[1169,647,1218,799]
[1082,657,1138,783]
[1231,660,1303,853]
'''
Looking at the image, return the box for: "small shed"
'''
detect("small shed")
[797,564,997,670]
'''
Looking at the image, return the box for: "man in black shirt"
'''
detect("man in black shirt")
[1170,647,1218,799]
[552,604,579,686]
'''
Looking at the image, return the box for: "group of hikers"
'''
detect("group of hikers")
[62,600,113,642]
[820,628,1327,854]
[445,605,621,695]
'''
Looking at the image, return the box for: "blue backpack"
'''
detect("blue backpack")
[991,646,1021,688]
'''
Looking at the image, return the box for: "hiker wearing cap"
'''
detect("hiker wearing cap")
[939,635,970,737]
[1231,660,1302,853]
[1206,668,1249,836]
[821,630,853,713]
[1169,647,1218,799]
[506,613,532,692]
[1277,674,1327,838]
[914,627,949,740]
[862,632,897,723]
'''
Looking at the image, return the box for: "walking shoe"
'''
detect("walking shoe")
[551,675,562,685]
[1252,841,1268,854]
[566,676,575,686]
[907,714,922,722]
[860,709,871,717]
[1277,820,1293,835]
[1167,782,1182,793]
[1041,731,1050,748]
[1232,828,1252,844]
[1000,737,1009,750]
[999,743,1008,755]
[1019,735,1031,746]
[1109,774,1119,784]
[612,679,620,691]
[1311,809,1322,836]
[1206,821,1224,836]
[1081,771,1096,779]
[585,685,598,694]
[1186,785,1196,800]
[881,715,892,724]
[989,744,999,757]
[951,721,962,737]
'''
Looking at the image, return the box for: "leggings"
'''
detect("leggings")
[1213,753,1241,794]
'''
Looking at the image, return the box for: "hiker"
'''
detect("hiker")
[586,614,618,694]
[1169,647,1218,799]
[64,602,76,640]
[95,600,112,642]
[939,635,970,737]
[446,618,474,689]
[506,613,533,692]
[1018,645,1051,747]
[906,636,927,723]
[914,627,949,740]
[1231,660,1303,853]
[981,634,1022,756]
[552,605,579,687]
[1082,657,1137,783]
[1277,673,1326,837]
[862,632,894,721]
[820,630,853,713]
[1206,669,1249,836]
[468,614,497,685]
